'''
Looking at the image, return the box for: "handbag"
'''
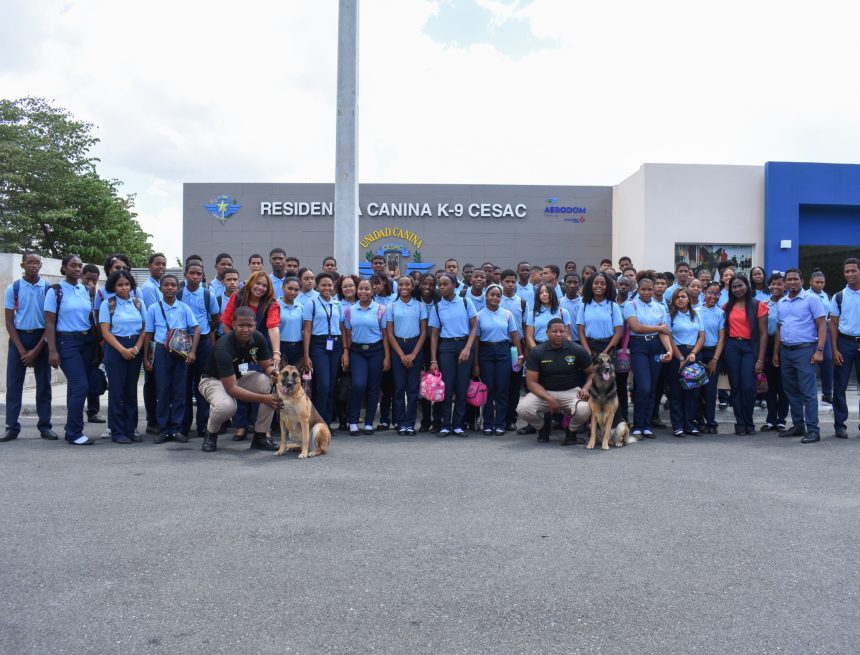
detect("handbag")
[159,302,192,359]
[465,377,488,408]
[614,325,631,373]
[755,372,769,394]
[420,370,445,403]
[679,361,709,390]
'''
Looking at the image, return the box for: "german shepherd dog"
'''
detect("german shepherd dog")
[276,364,331,459]
[587,353,631,450]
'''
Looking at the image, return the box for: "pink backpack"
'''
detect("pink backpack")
[420,370,446,403]
[465,378,488,407]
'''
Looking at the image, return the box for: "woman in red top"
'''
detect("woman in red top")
[722,274,768,434]
[220,271,281,440]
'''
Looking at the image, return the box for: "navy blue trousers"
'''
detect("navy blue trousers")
[5,331,52,434]
[668,345,700,432]
[391,337,422,429]
[780,344,819,433]
[104,336,143,439]
[57,333,95,441]
[438,339,475,430]
[310,336,342,424]
[833,334,860,429]
[183,336,211,433]
[280,341,304,366]
[818,326,834,396]
[478,341,511,431]
[697,346,719,429]
[629,336,664,431]
[154,345,187,434]
[349,342,384,425]
[724,338,756,430]
[764,339,788,427]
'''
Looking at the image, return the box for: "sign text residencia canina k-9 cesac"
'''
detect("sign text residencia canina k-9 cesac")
[259,200,530,219]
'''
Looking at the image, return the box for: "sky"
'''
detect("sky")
[3,0,860,262]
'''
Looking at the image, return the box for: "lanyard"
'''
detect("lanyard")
[317,298,334,336]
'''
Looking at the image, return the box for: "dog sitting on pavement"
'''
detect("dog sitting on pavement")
[587,353,631,450]
[276,364,331,459]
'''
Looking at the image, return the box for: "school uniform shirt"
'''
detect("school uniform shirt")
[718,288,729,307]
[178,285,221,336]
[344,301,386,343]
[753,288,770,302]
[623,298,668,328]
[373,292,398,306]
[427,296,478,338]
[499,293,526,339]
[669,310,704,346]
[93,286,143,312]
[664,283,681,303]
[277,300,304,342]
[209,278,225,298]
[764,298,780,336]
[296,289,320,306]
[302,296,343,336]
[384,298,426,339]
[776,289,825,345]
[525,306,571,343]
[4,277,47,330]
[140,277,163,308]
[98,295,146,337]
[559,296,582,326]
[44,280,92,332]
[515,282,534,306]
[462,288,487,313]
[270,273,288,301]
[694,304,725,347]
[810,289,830,318]
[831,286,860,335]
[215,293,234,336]
[476,307,518,342]
[145,300,198,344]
[575,299,623,339]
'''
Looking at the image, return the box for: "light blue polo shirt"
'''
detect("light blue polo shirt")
[499,293,526,339]
[297,289,319,306]
[560,296,582,327]
[695,304,725,346]
[145,300,198,344]
[44,280,92,332]
[516,282,533,301]
[140,277,163,308]
[384,298,425,339]
[178,285,220,335]
[764,298,779,337]
[98,296,146,337]
[718,288,729,307]
[776,289,825,345]
[4,277,47,330]
[832,286,860,336]
[810,289,830,318]
[623,298,667,328]
[344,301,385,344]
[270,273,288,301]
[428,296,477,338]
[462,288,486,313]
[302,297,342,336]
[665,283,680,303]
[373,292,398,306]
[753,288,770,302]
[575,299,622,339]
[277,300,304,342]
[670,310,704,346]
[209,278,225,298]
[526,306,571,343]
[94,286,143,312]
[476,307,518,342]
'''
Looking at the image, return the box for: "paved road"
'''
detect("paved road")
[1,413,859,655]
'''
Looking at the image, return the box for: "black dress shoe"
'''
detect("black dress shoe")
[364,427,374,435]
[130,433,143,443]
[39,430,58,440]
[835,426,848,439]
[111,435,133,444]
[779,425,807,438]
[537,420,551,443]
[800,433,820,443]
[154,434,170,444]
[202,434,218,452]
[145,424,160,436]
[560,431,579,446]
[87,414,107,424]
[505,422,518,432]
[517,425,537,435]
[250,433,278,451]
[418,424,430,433]
[650,417,667,429]
[821,395,833,405]
[173,432,189,443]
[196,428,209,439]
[0,430,19,442]
[350,429,360,436]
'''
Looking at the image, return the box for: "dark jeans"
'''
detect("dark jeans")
[104,336,143,439]
[478,341,511,431]
[616,371,629,423]
[5,331,52,434]
[143,369,157,427]
[309,335,342,425]
[349,342,384,425]
[668,345,700,432]
[378,370,394,425]
[780,343,819,433]
[818,326,834,396]
[697,346,719,428]
[438,338,475,430]
[833,334,860,429]
[724,338,756,430]
[629,336,663,431]
[764,339,788,426]
[57,333,96,441]
[154,344,187,434]
[183,336,211,433]
[391,337,422,429]
[280,341,304,366]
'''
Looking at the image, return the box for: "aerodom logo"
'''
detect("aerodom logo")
[204,195,242,224]
[545,197,586,223]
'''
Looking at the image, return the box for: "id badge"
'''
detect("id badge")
[238,362,250,375]
[326,337,335,351]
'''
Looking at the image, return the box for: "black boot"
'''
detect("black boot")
[250,432,278,451]
[201,434,218,452]
[537,417,552,443]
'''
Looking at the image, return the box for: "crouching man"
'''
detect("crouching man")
[199,306,280,452]
[516,318,593,444]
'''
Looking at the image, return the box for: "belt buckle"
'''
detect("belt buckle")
[644,334,655,341]
[361,344,369,351]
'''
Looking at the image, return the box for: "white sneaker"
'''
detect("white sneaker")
[100,428,112,438]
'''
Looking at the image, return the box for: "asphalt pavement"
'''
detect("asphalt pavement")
[1,405,860,655]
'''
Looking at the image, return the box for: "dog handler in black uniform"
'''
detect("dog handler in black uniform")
[517,318,593,444]
[198,307,280,453]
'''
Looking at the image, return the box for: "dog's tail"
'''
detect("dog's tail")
[312,423,330,455]
[617,422,635,444]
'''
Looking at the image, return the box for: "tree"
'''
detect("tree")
[0,97,153,264]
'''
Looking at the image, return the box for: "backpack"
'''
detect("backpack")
[107,296,145,330]
[12,278,49,312]
[177,286,213,325]
[835,291,843,313]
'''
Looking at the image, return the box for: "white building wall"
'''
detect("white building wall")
[613,163,764,273]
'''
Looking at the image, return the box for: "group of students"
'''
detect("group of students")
[3,248,859,450]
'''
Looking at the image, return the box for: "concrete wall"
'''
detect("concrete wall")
[0,254,103,393]
[183,183,613,274]
[613,164,764,273]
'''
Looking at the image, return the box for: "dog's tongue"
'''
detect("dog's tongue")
[602,372,611,381]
